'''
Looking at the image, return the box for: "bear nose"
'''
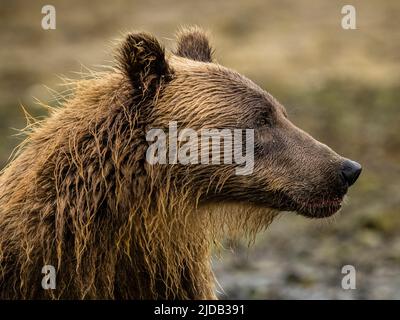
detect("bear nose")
[341,159,362,187]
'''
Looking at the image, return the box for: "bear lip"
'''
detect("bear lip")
[292,197,344,218]
[274,191,344,218]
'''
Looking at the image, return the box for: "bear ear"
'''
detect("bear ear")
[117,32,172,95]
[174,26,214,62]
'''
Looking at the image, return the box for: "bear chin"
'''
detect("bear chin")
[295,202,343,219]
[269,191,345,219]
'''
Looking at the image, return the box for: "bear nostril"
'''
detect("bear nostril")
[341,159,362,187]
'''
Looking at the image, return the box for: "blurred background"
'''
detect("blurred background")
[0,0,399,299]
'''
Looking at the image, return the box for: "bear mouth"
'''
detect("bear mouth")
[273,191,344,218]
[291,197,343,218]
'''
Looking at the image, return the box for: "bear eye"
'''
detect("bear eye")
[256,113,272,128]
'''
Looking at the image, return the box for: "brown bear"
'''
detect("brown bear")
[0,27,361,299]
